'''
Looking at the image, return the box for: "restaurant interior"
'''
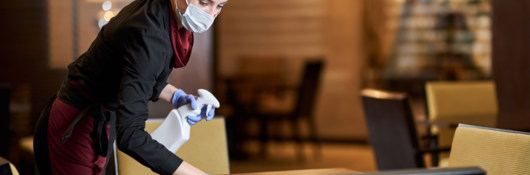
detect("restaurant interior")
[1,0,529,174]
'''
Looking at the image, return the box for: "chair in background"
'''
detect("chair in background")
[0,84,10,159]
[425,81,497,166]
[448,124,530,175]
[230,56,286,115]
[221,56,286,159]
[114,117,230,175]
[361,89,450,170]
[253,59,324,161]
[0,156,19,175]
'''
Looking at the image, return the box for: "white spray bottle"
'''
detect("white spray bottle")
[150,89,220,153]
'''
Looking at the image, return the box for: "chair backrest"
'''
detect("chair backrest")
[448,124,530,175]
[295,59,324,117]
[231,56,286,109]
[361,89,423,170]
[425,81,498,120]
[425,81,498,156]
[115,117,230,175]
[8,162,19,175]
[0,156,19,175]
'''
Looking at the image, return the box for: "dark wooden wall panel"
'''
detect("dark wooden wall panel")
[492,0,530,130]
[0,0,66,136]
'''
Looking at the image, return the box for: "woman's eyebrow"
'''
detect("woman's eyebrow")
[208,0,228,4]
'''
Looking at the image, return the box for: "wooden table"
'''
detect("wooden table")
[229,168,360,175]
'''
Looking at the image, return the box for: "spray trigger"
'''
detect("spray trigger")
[150,89,219,153]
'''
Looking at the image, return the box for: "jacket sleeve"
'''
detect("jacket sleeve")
[115,31,183,174]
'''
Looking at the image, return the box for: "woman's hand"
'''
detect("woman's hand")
[160,84,216,125]
[172,89,197,109]
[159,84,197,110]
[172,161,206,175]
[186,106,216,125]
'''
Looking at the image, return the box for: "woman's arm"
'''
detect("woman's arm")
[160,85,206,175]
[159,84,178,104]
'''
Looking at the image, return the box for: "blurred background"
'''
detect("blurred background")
[2,0,530,174]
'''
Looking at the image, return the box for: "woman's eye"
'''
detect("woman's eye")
[199,1,208,5]
[217,5,224,9]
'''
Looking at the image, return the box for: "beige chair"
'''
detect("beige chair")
[448,124,530,175]
[115,117,230,175]
[425,81,498,166]
[8,162,18,175]
[0,156,20,175]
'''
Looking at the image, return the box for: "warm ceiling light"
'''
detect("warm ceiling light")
[102,1,112,11]
[104,11,114,21]
[98,18,108,29]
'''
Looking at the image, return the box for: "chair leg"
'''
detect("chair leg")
[226,115,249,159]
[416,153,426,168]
[291,117,305,162]
[431,152,440,167]
[259,116,269,157]
[307,115,322,159]
[430,134,440,167]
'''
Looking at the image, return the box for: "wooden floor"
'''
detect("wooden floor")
[230,141,377,174]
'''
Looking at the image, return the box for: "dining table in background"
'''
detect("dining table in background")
[228,168,360,175]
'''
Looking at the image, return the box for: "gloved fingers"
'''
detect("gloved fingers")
[187,114,202,122]
[186,95,197,110]
[172,89,187,108]
[187,118,197,125]
[200,105,208,115]
[206,107,215,121]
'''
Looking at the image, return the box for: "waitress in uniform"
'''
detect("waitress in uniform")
[33,0,226,174]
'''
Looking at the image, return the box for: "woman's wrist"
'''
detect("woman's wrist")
[160,84,178,104]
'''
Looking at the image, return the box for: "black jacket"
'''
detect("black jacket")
[67,0,185,173]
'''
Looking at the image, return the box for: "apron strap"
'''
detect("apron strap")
[62,103,97,143]
[102,112,117,175]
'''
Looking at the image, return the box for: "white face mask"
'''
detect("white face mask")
[176,0,218,33]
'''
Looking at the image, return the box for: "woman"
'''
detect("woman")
[33,0,227,174]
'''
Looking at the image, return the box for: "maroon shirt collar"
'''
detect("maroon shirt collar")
[169,7,194,68]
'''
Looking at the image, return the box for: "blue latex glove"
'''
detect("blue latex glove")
[172,89,199,125]
[172,89,197,110]
[186,106,216,125]
[172,89,215,125]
